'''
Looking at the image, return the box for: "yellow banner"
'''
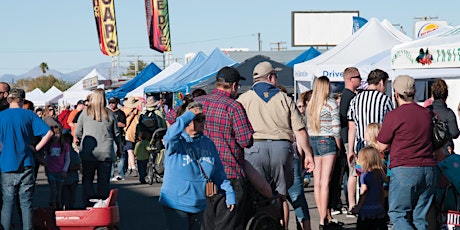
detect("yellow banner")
[93,0,119,56]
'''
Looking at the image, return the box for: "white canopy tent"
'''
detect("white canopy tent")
[59,69,106,106]
[392,25,460,151]
[26,88,44,105]
[31,86,63,107]
[125,62,183,97]
[294,18,411,94]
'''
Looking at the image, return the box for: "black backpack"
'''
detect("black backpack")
[137,110,160,134]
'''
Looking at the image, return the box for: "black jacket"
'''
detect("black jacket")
[431,100,460,154]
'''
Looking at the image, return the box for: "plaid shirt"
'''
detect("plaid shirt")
[195,89,254,179]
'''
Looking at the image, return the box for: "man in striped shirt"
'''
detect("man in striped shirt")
[346,69,393,211]
[197,67,255,230]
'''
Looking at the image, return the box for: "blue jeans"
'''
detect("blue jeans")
[81,161,112,207]
[111,152,127,179]
[309,136,337,157]
[287,157,310,222]
[162,205,203,230]
[46,172,64,209]
[1,167,35,230]
[137,159,148,183]
[389,166,436,230]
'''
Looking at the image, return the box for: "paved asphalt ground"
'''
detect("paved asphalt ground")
[25,166,357,230]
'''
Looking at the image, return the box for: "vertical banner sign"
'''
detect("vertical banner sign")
[145,0,171,52]
[93,0,119,56]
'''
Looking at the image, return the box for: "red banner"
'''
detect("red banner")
[93,0,119,56]
[145,0,171,53]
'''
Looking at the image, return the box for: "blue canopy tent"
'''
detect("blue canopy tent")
[285,47,321,67]
[143,52,208,94]
[144,48,237,94]
[106,62,162,99]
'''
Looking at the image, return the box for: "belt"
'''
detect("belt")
[253,139,291,142]
[310,136,334,139]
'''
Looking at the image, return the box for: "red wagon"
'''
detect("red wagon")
[34,189,120,230]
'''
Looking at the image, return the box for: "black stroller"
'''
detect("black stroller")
[146,128,167,184]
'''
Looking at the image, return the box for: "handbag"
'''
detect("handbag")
[438,184,460,230]
[188,143,217,197]
[438,154,460,194]
[428,106,451,151]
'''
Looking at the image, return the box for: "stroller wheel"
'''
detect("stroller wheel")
[245,212,281,230]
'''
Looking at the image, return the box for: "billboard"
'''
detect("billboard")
[292,11,359,47]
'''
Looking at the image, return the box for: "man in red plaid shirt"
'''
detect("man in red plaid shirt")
[196,67,255,230]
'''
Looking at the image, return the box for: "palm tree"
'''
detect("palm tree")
[39,62,49,76]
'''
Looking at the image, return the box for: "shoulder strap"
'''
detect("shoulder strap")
[125,109,138,130]
[187,142,210,181]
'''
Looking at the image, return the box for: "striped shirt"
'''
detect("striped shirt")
[347,90,393,142]
[194,89,254,179]
[307,98,340,138]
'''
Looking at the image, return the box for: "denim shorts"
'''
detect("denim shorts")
[309,136,336,157]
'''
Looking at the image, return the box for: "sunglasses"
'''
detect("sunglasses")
[297,104,305,108]
[350,75,361,79]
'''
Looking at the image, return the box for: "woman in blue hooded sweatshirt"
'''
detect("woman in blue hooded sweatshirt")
[159,102,235,230]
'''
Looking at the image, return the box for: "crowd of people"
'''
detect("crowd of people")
[0,60,459,230]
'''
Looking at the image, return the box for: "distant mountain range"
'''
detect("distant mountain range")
[0,62,116,83]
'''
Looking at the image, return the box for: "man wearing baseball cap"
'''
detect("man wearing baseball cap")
[0,88,53,229]
[197,66,257,229]
[377,75,437,229]
[238,61,315,227]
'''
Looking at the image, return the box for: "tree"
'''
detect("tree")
[13,75,74,92]
[39,62,49,76]
[122,60,148,77]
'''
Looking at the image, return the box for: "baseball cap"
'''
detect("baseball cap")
[216,66,246,82]
[253,61,282,79]
[8,88,25,98]
[393,75,415,96]
[76,100,85,105]
[108,97,118,104]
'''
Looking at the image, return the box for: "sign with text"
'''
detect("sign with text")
[93,0,119,56]
[145,0,171,52]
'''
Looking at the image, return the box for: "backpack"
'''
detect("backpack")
[428,106,451,151]
[137,110,161,134]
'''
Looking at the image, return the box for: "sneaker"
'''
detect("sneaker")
[346,210,357,218]
[331,209,342,215]
[303,177,310,187]
[117,176,125,181]
[110,177,118,182]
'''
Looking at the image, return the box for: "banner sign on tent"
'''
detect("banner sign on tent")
[392,46,460,69]
[145,0,171,52]
[392,27,460,69]
[82,76,99,90]
[92,0,119,56]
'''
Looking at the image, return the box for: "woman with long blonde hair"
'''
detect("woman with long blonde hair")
[306,76,341,229]
[75,88,122,206]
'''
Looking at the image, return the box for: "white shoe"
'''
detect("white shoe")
[110,177,118,182]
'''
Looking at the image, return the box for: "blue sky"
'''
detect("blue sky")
[0,0,459,76]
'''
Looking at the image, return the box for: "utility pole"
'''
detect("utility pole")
[258,33,262,52]
[270,41,287,51]
[414,16,438,21]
